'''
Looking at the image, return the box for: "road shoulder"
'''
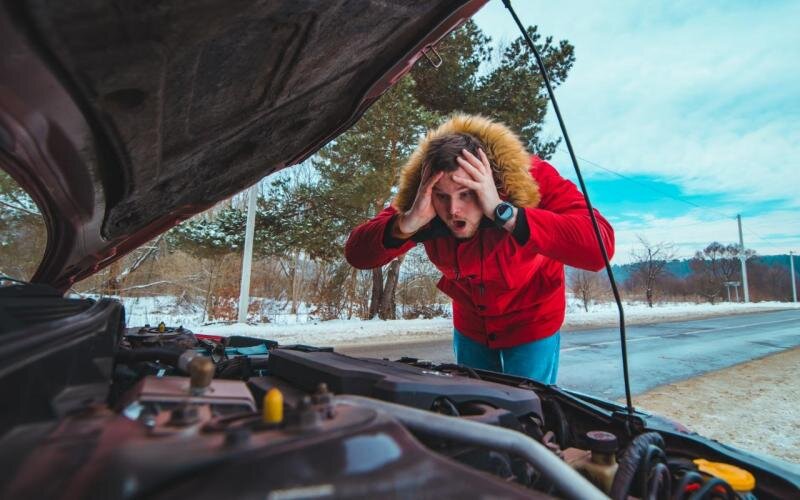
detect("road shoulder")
[631,347,800,464]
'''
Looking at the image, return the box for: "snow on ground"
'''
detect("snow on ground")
[109,293,798,347]
[562,300,799,330]
[633,346,800,466]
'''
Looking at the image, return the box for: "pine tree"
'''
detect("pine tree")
[260,77,438,318]
[169,206,250,321]
[263,21,575,319]
[412,21,575,158]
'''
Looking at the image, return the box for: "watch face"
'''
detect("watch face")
[496,202,512,224]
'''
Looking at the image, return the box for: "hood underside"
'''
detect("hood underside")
[0,0,485,289]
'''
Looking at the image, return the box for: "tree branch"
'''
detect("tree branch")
[118,235,164,281]
[0,199,39,216]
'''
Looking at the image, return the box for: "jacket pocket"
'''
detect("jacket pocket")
[496,248,536,289]
[497,251,560,294]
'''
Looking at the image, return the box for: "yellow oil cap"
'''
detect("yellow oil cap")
[263,388,284,424]
[693,459,756,492]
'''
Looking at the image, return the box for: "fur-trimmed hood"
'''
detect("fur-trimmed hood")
[392,114,540,211]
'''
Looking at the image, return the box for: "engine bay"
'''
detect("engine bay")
[0,294,797,499]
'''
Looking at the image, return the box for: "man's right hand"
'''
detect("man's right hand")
[395,165,443,237]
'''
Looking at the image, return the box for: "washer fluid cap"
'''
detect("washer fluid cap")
[585,430,618,453]
[693,459,756,492]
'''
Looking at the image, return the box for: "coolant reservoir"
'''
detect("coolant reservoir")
[693,459,756,498]
[564,430,619,494]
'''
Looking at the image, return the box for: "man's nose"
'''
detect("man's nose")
[449,198,462,216]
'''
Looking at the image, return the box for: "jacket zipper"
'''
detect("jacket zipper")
[454,242,461,279]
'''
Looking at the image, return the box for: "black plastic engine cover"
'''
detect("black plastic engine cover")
[268,349,542,418]
[0,293,123,432]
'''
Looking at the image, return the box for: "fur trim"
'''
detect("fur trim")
[393,114,540,212]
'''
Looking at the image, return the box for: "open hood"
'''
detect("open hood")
[0,0,486,290]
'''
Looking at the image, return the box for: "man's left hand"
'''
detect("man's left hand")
[452,148,502,220]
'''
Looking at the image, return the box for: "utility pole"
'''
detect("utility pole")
[237,185,258,323]
[737,214,750,303]
[791,251,797,303]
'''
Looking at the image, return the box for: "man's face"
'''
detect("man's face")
[432,166,483,239]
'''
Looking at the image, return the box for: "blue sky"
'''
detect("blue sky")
[473,0,800,263]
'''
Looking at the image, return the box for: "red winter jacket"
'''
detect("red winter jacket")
[345,156,615,349]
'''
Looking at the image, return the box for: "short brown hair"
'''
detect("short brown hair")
[423,133,487,173]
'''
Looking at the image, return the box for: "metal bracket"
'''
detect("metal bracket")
[422,46,443,68]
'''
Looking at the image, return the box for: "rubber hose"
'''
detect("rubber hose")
[673,471,704,500]
[687,477,735,500]
[437,397,460,416]
[610,432,666,500]
[544,398,570,449]
[641,443,667,498]
[646,462,672,500]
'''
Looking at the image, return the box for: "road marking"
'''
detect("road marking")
[562,317,799,352]
[563,336,657,351]
[675,317,798,336]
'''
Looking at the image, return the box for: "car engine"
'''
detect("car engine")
[1,293,796,499]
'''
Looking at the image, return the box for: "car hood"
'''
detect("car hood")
[0,0,485,290]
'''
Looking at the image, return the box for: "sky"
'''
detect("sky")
[473,0,800,264]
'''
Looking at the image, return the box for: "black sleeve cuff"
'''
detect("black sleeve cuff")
[383,214,410,248]
[512,207,530,245]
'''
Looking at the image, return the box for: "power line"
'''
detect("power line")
[559,148,737,221]
[558,149,798,253]
[745,216,800,228]
[742,227,798,253]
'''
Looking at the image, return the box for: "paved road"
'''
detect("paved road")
[337,309,800,400]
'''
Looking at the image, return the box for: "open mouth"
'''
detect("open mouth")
[453,220,467,230]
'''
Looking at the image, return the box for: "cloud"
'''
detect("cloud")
[609,208,799,264]
[473,1,800,262]
[475,1,800,206]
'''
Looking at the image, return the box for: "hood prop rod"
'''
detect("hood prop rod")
[502,0,634,424]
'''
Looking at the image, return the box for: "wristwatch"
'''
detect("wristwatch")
[493,201,515,228]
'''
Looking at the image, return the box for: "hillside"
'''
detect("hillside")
[609,254,798,283]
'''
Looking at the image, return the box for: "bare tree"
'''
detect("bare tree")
[369,255,405,320]
[102,235,166,295]
[688,242,755,303]
[569,269,605,312]
[277,252,307,315]
[396,247,447,319]
[629,236,676,307]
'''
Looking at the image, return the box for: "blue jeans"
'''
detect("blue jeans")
[453,329,560,384]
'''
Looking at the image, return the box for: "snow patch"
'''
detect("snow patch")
[90,292,799,347]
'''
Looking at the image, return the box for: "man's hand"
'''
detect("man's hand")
[395,165,444,237]
[452,148,502,219]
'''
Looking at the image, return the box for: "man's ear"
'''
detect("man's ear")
[496,172,509,198]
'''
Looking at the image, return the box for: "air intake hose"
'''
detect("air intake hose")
[610,432,666,500]
[335,394,608,500]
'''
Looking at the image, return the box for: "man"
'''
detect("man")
[345,115,614,384]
